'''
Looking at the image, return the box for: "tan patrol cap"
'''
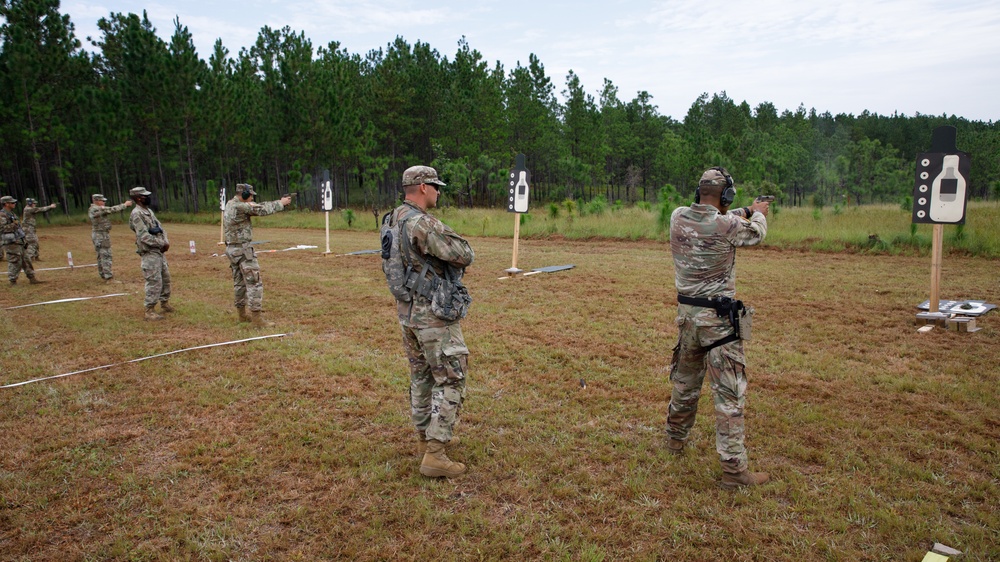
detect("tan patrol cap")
[0,196,16,204]
[402,166,446,187]
[129,187,152,197]
[92,194,107,202]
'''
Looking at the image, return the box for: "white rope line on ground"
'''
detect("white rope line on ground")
[1,333,287,389]
[4,293,129,310]
[35,263,98,271]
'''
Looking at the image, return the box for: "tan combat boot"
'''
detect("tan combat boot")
[721,469,770,489]
[28,277,43,284]
[667,438,685,455]
[416,432,460,456]
[159,301,175,313]
[419,440,466,478]
[144,305,164,321]
[250,310,274,327]
[237,307,250,323]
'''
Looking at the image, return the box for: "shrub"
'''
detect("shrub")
[636,201,652,212]
[812,208,822,221]
[341,208,355,227]
[900,195,913,212]
[548,202,560,219]
[811,193,825,209]
[584,196,608,216]
[833,203,843,215]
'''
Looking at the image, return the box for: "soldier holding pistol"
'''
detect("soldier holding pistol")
[666,167,771,488]
[223,183,291,326]
[22,198,58,261]
[88,194,133,282]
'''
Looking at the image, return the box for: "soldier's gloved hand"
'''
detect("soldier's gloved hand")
[161,243,170,253]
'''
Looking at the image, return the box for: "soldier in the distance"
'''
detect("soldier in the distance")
[666,166,771,488]
[88,194,133,282]
[128,187,172,320]
[1,196,42,286]
[21,198,58,261]
[223,183,291,326]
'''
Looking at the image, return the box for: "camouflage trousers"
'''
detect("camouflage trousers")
[400,322,469,443]
[225,243,263,311]
[4,242,35,282]
[24,235,39,261]
[666,315,749,474]
[139,251,170,307]
[92,231,114,279]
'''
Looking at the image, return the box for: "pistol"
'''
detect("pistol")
[755,195,775,203]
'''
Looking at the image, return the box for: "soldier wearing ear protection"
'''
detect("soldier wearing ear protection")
[21,197,58,261]
[223,183,292,326]
[664,166,771,488]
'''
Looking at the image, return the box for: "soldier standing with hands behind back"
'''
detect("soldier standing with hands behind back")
[666,167,771,488]
[382,166,475,479]
[128,187,172,320]
[22,198,58,261]
[223,183,291,327]
[88,194,133,282]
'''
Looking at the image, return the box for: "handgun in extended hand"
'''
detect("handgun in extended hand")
[755,195,775,203]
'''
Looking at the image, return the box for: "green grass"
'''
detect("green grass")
[1,223,998,560]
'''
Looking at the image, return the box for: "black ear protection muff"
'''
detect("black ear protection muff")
[241,184,253,200]
[695,167,735,206]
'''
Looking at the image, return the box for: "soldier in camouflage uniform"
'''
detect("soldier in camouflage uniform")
[223,184,291,326]
[21,198,58,261]
[384,166,475,479]
[1,196,42,285]
[128,187,172,320]
[88,194,133,281]
[666,167,771,488]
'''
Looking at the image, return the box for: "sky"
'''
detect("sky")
[59,0,1000,122]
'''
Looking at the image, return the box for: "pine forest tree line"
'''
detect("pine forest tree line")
[2,0,999,214]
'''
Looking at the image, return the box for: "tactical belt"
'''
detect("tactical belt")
[677,294,743,351]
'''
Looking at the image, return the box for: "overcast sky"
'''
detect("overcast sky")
[60,0,1000,122]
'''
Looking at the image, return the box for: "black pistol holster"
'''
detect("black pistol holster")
[677,294,748,351]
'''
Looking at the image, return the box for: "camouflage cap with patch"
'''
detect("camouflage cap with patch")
[1,195,16,204]
[236,183,257,196]
[402,165,446,187]
[92,194,107,202]
[699,167,732,186]
[129,187,152,197]
[25,198,37,205]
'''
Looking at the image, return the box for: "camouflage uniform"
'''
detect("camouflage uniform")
[22,201,58,261]
[223,193,286,312]
[667,198,767,475]
[89,196,131,280]
[1,199,36,283]
[388,200,475,444]
[129,198,171,307]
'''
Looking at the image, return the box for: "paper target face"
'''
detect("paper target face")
[912,152,970,224]
[508,153,531,213]
[219,187,226,211]
[322,180,333,211]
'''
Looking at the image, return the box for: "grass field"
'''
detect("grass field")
[1,222,998,561]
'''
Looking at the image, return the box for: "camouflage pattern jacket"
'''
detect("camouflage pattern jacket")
[22,204,57,237]
[0,208,25,244]
[129,205,169,254]
[390,201,475,329]
[670,204,767,319]
[89,202,131,233]
[223,197,284,245]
